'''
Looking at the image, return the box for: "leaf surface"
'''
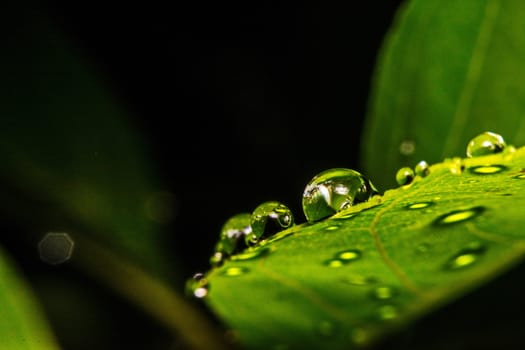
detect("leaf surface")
[361,0,525,189]
[0,247,60,350]
[204,145,525,349]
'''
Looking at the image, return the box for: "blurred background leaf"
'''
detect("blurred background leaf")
[0,245,60,350]
[361,0,525,190]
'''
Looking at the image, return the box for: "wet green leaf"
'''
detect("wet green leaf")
[0,247,60,350]
[361,0,525,190]
[203,145,525,349]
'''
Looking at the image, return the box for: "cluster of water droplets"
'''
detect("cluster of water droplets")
[188,131,518,300]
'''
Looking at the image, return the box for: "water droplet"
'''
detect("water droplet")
[513,174,525,179]
[215,213,252,258]
[209,252,225,267]
[377,305,398,320]
[245,202,294,245]
[373,286,395,300]
[395,167,414,186]
[38,232,75,265]
[336,250,361,261]
[325,225,340,231]
[406,201,434,210]
[416,243,430,254]
[334,213,357,220]
[302,168,379,223]
[466,131,506,157]
[221,266,250,277]
[185,272,209,299]
[316,321,336,337]
[414,160,430,177]
[231,247,270,261]
[343,275,378,286]
[448,157,465,174]
[433,207,485,226]
[399,139,416,156]
[445,243,486,270]
[468,165,508,175]
[325,259,344,268]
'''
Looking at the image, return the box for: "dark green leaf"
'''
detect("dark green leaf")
[0,6,173,276]
[204,146,525,349]
[361,0,525,189]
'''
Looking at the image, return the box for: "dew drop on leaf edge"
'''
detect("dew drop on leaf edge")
[245,201,294,246]
[395,167,415,186]
[302,168,379,223]
[414,160,430,177]
[466,131,506,158]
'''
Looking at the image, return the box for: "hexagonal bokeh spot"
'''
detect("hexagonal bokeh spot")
[38,232,75,265]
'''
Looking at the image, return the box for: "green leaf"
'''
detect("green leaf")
[0,246,60,350]
[203,145,525,349]
[361,0,525,190]
[0,6,173,276]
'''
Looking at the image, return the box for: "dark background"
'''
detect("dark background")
[40,1,403,278]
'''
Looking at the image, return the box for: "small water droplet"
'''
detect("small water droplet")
[513,174,525,179]
[221,266,250,277]
[416,243,430,254]
[209,252,225,267]
[399,139,416,156]
[466,131,506,157]
[325,225,340,231]
[38,232,75,265]
[373,286,395,300]
[325,259,344,268]
[185,272,209,299]
[302,168,379,223]
[215,213,252,258]
[317,320,336,337]
[395,167,415,186]
[406,201,434,210]
[448,157,465,174]
[336,250,361,261]
[377,304,398,320]
[433,207,485,226]
[343,275,378,286]
[414,160,430,177]
[231,247,270,261]
[245,202,294,246]
[445,243,486,270]
[468,165,508,175]
[334,213,357,220]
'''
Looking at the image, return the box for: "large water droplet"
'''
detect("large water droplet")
[395,167,414,186]
[302,168,379,223]
[466,131,506,157]
[215,213,252,258]
[414,160,430,177]
[245,201,294,245]
[433,206,485,226]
